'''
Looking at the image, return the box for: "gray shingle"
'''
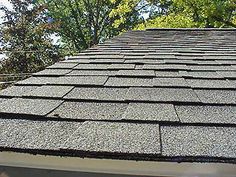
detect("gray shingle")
[123,103,178,122]
[67,70,117,76]
[116,70,155,77]
[195,89,236,104]
[16,77,58,85]
[217,71,236,79]
[46,62,78,69]
[125,59,165,64]
[24,86,74,98]
[105,77,153,87]
[153,78,189,87]
[0,86,38,97]
[143,64,189,70]
[52,76,108,86]
[0,119,82,149]
[108,64,135,69]
[126,87,200,103]
[0,98,8,103]
[176,105,236,124]
[33,69,71,76]
[74,64,109,70]
[189,65,235,71]
[0,98,63,116]
[186,79,234,89]
[155,71,180,77]
[64,121,161,154]
[91,59,125,63]
[179,71,223,78]
[48,102,128,120]
[161,126,236,158]
[64,87,128,101]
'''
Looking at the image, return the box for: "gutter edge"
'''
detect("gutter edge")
[0,151,236,177]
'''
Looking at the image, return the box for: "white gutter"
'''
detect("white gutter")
[0,151,236,177]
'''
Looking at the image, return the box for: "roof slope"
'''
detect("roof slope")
[0,29,236,164]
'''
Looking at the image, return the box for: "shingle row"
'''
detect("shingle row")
[1,118,236,159]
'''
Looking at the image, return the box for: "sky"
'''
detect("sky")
[0,0,12,23]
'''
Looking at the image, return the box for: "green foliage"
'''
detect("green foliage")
[135,13,197,29]
[0,0,61,74]
[40,0,141,51]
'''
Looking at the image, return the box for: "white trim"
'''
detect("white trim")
[0,151,236,177]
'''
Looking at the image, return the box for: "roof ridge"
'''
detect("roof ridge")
[146,28,236,31]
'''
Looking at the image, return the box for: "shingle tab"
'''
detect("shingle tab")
[186,79,234,89]
[74,64,109,70]
[180,71,223,79]
[143,64,189,70]
[217,71,236,79]
[24,86,74,98]
[116,70,155,77]
[108,64,135,69]
[67,70,117,76]
[105,77,153,87]
[0,98,63,116]
[161,126,236,158]
[0,119,82,149]
[64,121,161,154]
[155,71,180,77]
[176,105,236,124]
[51,76,108,86]
[123,103,178,122]
[0,86,38,97]
[64,87,128,101]
[126,87,200,103]
[33,69,71,76]
[195,89,236,104]
[153,78,189,87]
[48,102,128,120]
[16,77,58,85]
[46,62,78,69]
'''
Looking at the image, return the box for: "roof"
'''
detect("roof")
[0,28,236,164]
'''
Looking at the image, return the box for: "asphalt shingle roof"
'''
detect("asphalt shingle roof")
[0,28,236,164]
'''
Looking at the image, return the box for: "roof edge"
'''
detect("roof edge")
[1,152,236,177]
[146,28,236,31]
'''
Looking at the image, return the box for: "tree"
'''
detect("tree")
[0,0,61,74]
[112,0,236,29]
[40,0,142,51]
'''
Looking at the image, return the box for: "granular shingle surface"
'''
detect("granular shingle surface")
[105,77,153,87]
[0,98,63,116]
[64,121,161,154]
[0,29,236,164]
[24,86,74,98]
[176,105,236,124]
[123,103,178,122]
[161,126,236,158]
[0,86,38,97]
[64,87,128,101]
[48,102,128,120]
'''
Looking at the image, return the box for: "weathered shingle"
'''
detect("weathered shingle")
[126,87,200,103]
[67,70,117,76]
[0,86,38,97]
[153,78,189,87]
[195,89,236,104]
[16,77,58,85]
[0,119,83,149]
[0,98,63,116]
[105,77,153,87]
[51,76,108,86]
[186,79,234,89]
[33,69,72,76]
[24,86,74,98]
[64,121,161,154]
[48,102,128,120]
[46,62,78,69]
[116,70,155,77]
[123,103,179,122]
[161,126,236,158]
[176,105,236,124]
[64,87,128,101]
